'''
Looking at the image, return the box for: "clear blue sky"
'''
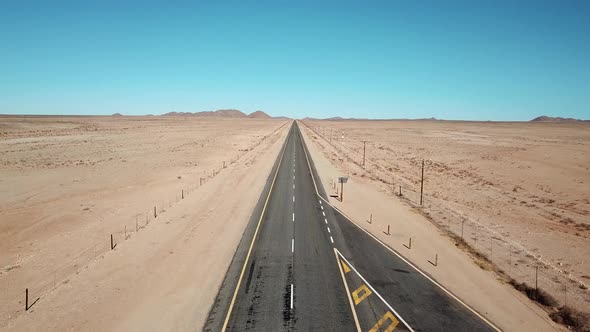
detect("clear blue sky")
[1,1,589,120]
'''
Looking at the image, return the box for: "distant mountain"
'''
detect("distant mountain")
[191,109,247,118]
[272,116,291,120]
[530,115,587,122]
[248,110,271,119]
[161,109,292,119]
[112,113,123,116]
[162,109,248,118]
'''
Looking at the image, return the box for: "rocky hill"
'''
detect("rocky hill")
[248,111,271,119]
[162,109,248,118]
[530,115,587,122]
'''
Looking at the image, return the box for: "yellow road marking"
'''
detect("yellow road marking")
[298,121,500,332]
[221,123,291,331]
[334,248,362,332]
[369,311,400,332]
[341,259,351,274]
[352,284,372,305]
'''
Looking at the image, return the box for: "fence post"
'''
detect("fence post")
[535,265,539,299]
[461,220,464,240]
[110,234,114,250]
[182,189,184,200]
[154,206,157,218]
[25,288,28,311]
[420,159,424,205]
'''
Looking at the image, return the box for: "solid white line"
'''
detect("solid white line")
[324,218,328,224]
[297,122,500,331]
[326,202,501,331]
[290,284,294,309]
[333,248,361,331]
[322,211,326,217]
[292,239,294,253]
[330,236,334,243]
[336,249,414,331]
[327,227,331,233]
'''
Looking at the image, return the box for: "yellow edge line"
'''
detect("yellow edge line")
[221,122,292,331]
[334,248,362,332]
[297,120,502,332]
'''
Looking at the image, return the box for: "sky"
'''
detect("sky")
[1,1,589,120]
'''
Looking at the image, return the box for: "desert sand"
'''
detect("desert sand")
[301,119,590,318]
[0,115,289,329]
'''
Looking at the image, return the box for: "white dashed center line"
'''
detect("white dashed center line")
[321,205,324,210]
[330,236,334,244]
[290,284,294,309]
[327,227,331,233]
[324,218,328,224]
[292,213,295,222]
[322,211,326,217]
[293,196,295,202]
[291,238,294,253]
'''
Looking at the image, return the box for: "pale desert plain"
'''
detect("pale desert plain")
[0,115,289,330]
[302,119,590,325]
[0,115,589,331]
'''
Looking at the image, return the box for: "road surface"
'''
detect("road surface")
[205,122,498,331]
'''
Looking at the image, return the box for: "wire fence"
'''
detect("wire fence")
[303,121,590,312]
[0,121,288,326]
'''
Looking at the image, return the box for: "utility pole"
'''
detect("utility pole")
[535,265,539,297]
[420,159,425,206]
[362,141,368,168]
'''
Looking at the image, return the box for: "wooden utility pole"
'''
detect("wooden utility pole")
[535,265,539,297]
[420,159,425,205]
[362,141,368,168]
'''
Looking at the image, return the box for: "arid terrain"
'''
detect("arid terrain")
[0,115,289,329]
[303,119,590,315]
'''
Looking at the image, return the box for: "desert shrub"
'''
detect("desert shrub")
[550,306,590,332]
[508,279,559,307]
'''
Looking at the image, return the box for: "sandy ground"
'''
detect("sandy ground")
[0,116,289,330]
[299,120,590,331]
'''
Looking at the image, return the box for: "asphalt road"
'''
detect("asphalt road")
[205,122,499,331]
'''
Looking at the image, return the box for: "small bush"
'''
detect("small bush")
[508,279,559,307]
[550,306,590,332]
